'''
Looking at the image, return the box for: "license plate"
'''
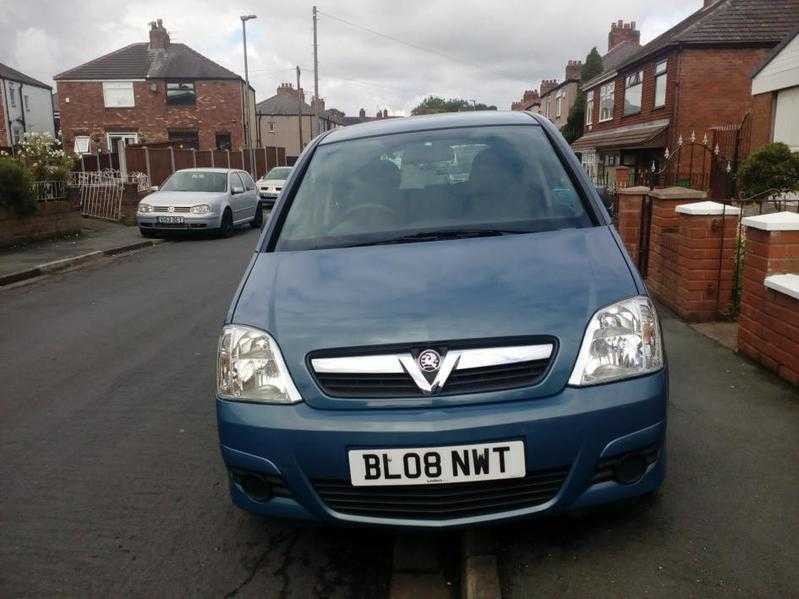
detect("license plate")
[348,440,525,487]
[157,216,184,224]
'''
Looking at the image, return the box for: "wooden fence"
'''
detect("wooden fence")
[77,146,288,186]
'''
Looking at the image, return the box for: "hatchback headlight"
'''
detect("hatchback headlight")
[217,325,301,404]
[138,202,153,213]
[569,296,663,386]
[190,204,211,214]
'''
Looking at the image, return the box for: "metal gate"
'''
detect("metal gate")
[78,171,124,220]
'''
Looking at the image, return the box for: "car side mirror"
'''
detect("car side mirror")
[231,186,244,195]
[149,185,159,192]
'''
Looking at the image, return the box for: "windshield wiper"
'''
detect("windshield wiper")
[349,228,526,247]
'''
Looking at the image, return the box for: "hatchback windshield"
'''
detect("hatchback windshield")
[161,171,227,193]
[275,125,593,251]
[264,167,292,180]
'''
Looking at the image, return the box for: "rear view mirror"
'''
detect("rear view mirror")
[231,186,244,195]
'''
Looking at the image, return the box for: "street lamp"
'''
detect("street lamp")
[240,15,256,162]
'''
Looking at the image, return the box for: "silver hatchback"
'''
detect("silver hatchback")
[137,168,262,237]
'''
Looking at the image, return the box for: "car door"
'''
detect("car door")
[228,172,247,223]
[239,171,259,220]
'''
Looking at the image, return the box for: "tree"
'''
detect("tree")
[562,47,604,144]
[411,96,497,116]
[737,143,799,198]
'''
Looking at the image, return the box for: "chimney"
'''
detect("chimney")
[608,20,640,52]
[359,108,366,118]
[522,89,539,102]
[277,82,297,96]
[540,79,558,96]
[311,96,325,114]
[148,19,170,50]
[565,60,583,81]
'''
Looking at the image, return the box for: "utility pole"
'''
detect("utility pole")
[240,15,257,153]
[313,6,320,135]
[296,65,304,152]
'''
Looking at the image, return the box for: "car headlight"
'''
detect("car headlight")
[568,296,663,386]
[217,325,301,404]
[190,204,211,214]
[137,202,153,213]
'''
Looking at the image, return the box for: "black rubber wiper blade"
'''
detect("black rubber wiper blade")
[366,229,524,246]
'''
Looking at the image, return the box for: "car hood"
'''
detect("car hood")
[232,226,638,409]
[144,191,226,205]
[257,179,286,187]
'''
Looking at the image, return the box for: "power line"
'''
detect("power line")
[316,9,526,83]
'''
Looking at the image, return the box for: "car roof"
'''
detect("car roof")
[174,168,243,174]
[319,111,539,145]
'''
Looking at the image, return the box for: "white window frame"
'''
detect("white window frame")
[23,95,30,112]
[654,60,667,108]
[599,82,614,122]
[102,81,135,108]
[106,132,138,151]
[74,136,90,154]
[585,90,594,126]
[8,83,16,108]
[624,71,644,116]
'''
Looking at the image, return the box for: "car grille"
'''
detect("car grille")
[153,206,191,213]
[313,466,569,520]
[315,358,551,398]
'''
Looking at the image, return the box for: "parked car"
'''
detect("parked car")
[137,168,262,237]
[256,166,293,207]
[216,112,667,528]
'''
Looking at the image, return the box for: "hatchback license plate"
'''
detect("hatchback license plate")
[157,216,184,224]
[348,440,525,487]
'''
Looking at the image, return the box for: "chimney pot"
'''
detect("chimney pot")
[608,19,640,52]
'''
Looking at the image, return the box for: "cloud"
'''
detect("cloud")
[0,0,701,116]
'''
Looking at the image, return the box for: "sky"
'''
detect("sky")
[0,0,701,117]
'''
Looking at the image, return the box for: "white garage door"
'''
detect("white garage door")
[774,86,799,151]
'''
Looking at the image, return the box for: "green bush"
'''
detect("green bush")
[0,157,37,216]
[737,142,799,199]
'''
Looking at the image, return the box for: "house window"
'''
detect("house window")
[8,83,16,107]
[24,95,30,112]
[106,132,138,152]
[215,133,231,150]
[168,130,199,150]
[74,135,90,154]
[599,82,614,122]
[654,60,667,108]
[624,71,643,116]
[268,121,276,133]
[102,81,135,108]
[585,90,594,126]
[166,81,196,106]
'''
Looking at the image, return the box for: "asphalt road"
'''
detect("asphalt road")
[0,226,393,598]
[3,224,799,598]
[496,309,799,598]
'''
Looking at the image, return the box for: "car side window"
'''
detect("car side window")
[230,172,245,192]
[241,172,256,191]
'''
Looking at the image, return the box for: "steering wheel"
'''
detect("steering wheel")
[328,203,400,236]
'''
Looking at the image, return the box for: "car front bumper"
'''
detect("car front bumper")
[217,370,667,529]
[137,212,223,230]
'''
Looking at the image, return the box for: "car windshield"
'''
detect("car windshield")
[264,167,292,180]
[274,125,593,251]
[161,171,227,193]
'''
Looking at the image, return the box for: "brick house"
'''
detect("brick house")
[510,61,583,127]
[573,0,799,188]
[750,29,799,152]
[1,62,56,146]
[55,20,256,154]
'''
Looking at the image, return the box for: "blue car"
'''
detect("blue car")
[216,111,667,529]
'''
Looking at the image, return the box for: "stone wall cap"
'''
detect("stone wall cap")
[616,186,651,195]
[741,212,799,231]
[675,201,741,216]
[765,273,799,301]
[648,187,707,200]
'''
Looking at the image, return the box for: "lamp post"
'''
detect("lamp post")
[240,15,256,170]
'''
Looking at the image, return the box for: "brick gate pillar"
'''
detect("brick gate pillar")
[614,186,650,267]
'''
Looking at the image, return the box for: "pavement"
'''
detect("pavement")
[0,219,147,279]
[1,223,797,597]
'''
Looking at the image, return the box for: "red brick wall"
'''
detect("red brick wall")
[0,200,83,248]
[57,79,247,151]
[739,228,799,384]
[750,92,775,152]
[615,187,650,267]
[673,47,770,146]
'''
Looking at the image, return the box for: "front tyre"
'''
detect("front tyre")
[218,209,235,238]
